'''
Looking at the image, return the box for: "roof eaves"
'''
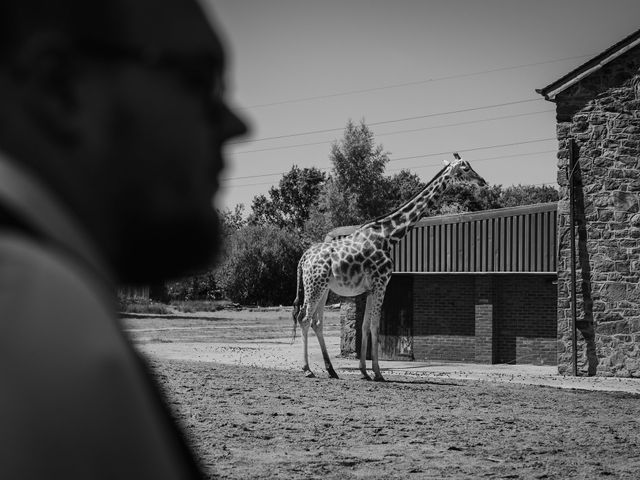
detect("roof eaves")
[537,28,640,101]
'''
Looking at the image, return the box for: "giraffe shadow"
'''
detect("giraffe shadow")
[338,369,463,387]
[380,378,463,387]
[338,367,464,387]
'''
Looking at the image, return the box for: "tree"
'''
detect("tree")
[382,169,426,211]
[302,170,425,243]
[500,184,559,207]
[327,119,391,224]
[425,183,557,217]
[165,205,247,302]
[215,224,305,306]
[315,176,361,229]
[250,166,326,232]
[219,204,246,236]
[302,206,334,243]
[435,184,503,215]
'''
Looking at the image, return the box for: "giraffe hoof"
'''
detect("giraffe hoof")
[373,375,386,382]
[360,372,372,381]
[328,369,340,379]
[304,369,316,378]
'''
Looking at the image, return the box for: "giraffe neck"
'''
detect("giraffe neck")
[359,165,453,244]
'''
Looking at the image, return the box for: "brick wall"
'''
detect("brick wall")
[494,275,557,365]
[413,276,475,337]
[554,46,640,377]
[413,335,476,362]
[411,274,556,364]
[341,273,556,365]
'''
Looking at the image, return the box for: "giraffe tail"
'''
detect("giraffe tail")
[291,258,304,343]
[291,301,300,344]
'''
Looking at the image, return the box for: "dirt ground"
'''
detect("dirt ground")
[123,311,640,479]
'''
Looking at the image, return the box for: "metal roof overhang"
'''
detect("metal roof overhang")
[327,202,558,274]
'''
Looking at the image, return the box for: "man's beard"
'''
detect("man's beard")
[115,210,220,284]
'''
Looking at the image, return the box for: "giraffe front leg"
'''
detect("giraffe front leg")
[370,323,384,382]
[359,295,373,380]
[369,287,387,382]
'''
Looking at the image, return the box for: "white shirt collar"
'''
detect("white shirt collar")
[0,149,113,285]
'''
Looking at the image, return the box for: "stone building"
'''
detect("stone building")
[538,28,640,377]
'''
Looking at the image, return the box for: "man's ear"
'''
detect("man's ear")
[14,33,81,146]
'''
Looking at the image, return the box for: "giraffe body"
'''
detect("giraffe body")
[293,155,486,381]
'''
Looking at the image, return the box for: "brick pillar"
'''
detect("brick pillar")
[475,276,494,363]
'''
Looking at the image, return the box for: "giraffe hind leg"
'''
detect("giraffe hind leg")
[311,289,339,379]
[359,294,373,380]
[297,302,315,377]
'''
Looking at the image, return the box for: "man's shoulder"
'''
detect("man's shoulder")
[0,230,115,317]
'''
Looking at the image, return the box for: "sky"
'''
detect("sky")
[203,0,640,213]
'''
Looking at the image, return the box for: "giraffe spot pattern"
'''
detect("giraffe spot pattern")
[340,262,349,276]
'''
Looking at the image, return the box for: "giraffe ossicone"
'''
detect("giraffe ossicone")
[292,153,486,381]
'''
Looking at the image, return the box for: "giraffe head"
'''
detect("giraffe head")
[445,153,487,187]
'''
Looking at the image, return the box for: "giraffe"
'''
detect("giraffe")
[292,153,486,381]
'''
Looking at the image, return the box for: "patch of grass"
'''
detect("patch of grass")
[170,299,233,313]
[138,337,174,344]
[118,298,171,315]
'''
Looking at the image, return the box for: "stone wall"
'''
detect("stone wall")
[554,46,640,377]
[339,294,366,358]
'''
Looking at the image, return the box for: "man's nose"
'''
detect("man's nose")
[221,104,249,141]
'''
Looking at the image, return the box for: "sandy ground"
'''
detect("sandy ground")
[123,311,640,479]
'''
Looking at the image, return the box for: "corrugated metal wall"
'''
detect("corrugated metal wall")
[391,203,557,273]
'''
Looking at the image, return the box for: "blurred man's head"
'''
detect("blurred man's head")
[0,0,247,282]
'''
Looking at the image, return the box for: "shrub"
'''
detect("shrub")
[170,300,231,313]
[166,271,218,301]
[215,224,305,306]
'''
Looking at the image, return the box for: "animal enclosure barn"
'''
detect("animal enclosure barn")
[333,203,558,366]
[538,27,640,377]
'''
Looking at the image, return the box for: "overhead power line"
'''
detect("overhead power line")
[228,98,545,146]
[387,149,557,174]
[223,149,557,188]
[221,140,556,185]
[241,54,593,110]
[221,178,558,190]
[230,109,554,156]
[386,137,555,164]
